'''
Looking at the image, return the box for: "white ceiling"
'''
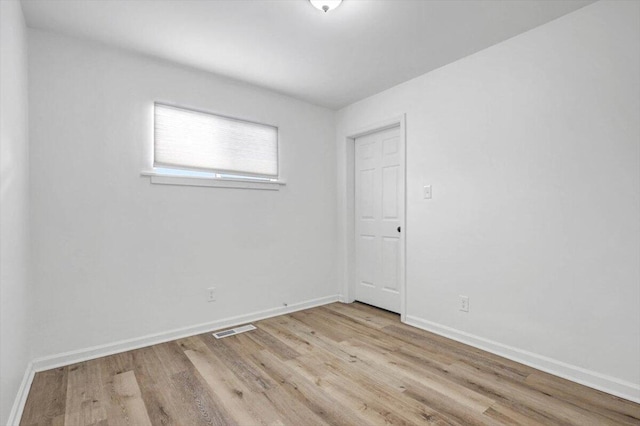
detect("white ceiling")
[21,0,594,109]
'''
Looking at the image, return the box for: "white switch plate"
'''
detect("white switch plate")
[460,295,469,312]
[207,287,216,302]
[423,185,432,199]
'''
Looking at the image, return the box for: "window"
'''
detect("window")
[153,103,279,181]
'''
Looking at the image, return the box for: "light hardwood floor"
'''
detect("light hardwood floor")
[21,302,640,425]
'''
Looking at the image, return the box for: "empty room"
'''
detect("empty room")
[1,0,639,424]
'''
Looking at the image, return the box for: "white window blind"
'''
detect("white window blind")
[154,103,278,178]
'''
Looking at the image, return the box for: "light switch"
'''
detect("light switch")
[423,185,432,199]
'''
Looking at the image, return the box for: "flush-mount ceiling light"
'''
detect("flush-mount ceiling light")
[310,0,342,13]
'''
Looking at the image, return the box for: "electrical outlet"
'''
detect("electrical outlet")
[423,185,432,199]
[207,287,216,302]
[460,295,469,312]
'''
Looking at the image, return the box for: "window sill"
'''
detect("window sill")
[140,171,286,190]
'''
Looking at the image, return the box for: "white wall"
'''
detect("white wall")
[0,0,31,423]
[337,0,639,400]
[28,30,338,360]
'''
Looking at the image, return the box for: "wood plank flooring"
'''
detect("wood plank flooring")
[20,302,640,425]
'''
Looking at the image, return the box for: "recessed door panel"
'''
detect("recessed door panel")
[383,136,398,155]
[382,165,399,220]
[359,169,375,220]
[382,237,400,293]
[357,235,376,287]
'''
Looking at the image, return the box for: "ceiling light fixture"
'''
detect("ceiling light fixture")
[310,0,342,13]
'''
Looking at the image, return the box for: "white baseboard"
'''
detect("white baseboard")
[31,295,340,373]
[405,315,640,404]
[6,362,35,426]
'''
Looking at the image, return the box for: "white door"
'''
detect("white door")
[354,125,404,313]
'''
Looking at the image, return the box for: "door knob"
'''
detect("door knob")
[397,226,401,233]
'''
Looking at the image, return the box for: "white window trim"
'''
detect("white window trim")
[140,170,286,190]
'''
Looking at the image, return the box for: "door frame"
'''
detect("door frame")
[343,114,407,322]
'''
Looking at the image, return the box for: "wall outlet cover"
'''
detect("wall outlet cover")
[207,287,216,302]
[424,185,432,199]
[460,295,469,312]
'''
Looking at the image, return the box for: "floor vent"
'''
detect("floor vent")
[212,324,257,339]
